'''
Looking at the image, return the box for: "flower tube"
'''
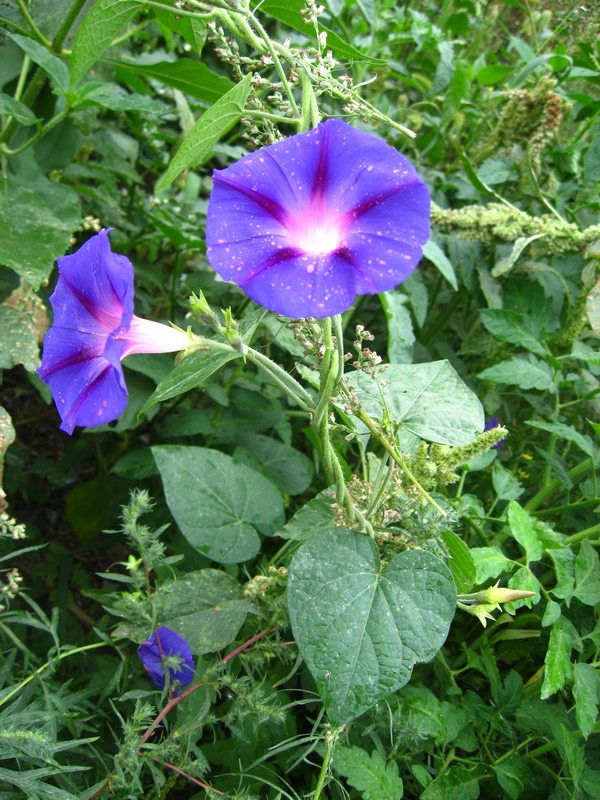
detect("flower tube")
[206,118,430,318]
[38,230,190,434]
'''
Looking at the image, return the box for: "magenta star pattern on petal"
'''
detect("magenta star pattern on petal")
[206,118,431,318]
[138,627,195,695]
[38,230,190,434]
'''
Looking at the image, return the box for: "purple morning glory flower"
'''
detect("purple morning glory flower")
[38,230,190,435]
[485,417,506,449]
[206,118,430,318]
[138,627,195,694]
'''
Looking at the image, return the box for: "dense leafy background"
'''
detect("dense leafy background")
[1,0,600,798]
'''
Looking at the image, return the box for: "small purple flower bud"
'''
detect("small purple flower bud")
[137,627,195,695]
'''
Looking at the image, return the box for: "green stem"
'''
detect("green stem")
[0,14,32,38]
[244,346,316,412]
[525,457,596,513]
[350,402,446,516]
[540,432,557,493]
[465,516,490,545]
[1,53,30,137]
[332,314,345,386]
[313,319,337,430]
[16,0,51,47]
[564,524,600,547]
[313,732,336,800]
[111,18,155,48]
[0,107,70,156]
[455,467,468,499]
[528,740,558,759]
[13,54,30,103]
[366,453,393,520]
[0,641,106,707]
[535,498,600,516]
[245,109,301,126]
[0,64,45,144]
[244,11,299,116]
[143,0,216,22]
[52,0,87,52]
[299,67,320,132]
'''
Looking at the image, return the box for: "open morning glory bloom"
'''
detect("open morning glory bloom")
[38,230,191,434]
[206,118,430,318]
[138,627,195,694]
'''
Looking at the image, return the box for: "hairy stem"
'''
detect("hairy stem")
[16,0,51,47]
[52,0,87,52]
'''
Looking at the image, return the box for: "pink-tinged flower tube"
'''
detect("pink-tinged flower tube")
[206,118,430,318]
[38,230,190,434]
[138,627,195,695]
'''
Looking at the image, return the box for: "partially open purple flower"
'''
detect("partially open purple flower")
[206,119,430,318]
[485,417,506,449]
[138,627,195,694]
[38,230,190,434]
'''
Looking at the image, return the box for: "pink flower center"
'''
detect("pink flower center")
[286,204,345,255]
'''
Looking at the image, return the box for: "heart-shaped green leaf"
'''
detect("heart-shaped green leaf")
[152,445,283,563]
[348,361,484,448]
[288,529,456,724]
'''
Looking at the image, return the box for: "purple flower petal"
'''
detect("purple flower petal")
[39,328,128,434]
[138,627,195,694]
[485,417,506,449]
[51,228,134,332]
[206,119,430,317]
[38,231,191,434]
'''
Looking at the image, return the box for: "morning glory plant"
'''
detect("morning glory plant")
[38,230,193,434]
[29,1,492,786]
[206,118,430,318]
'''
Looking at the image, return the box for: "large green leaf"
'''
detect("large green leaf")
[471,547,515,583]
[541,616,576,699]
[233,432,314,496]
[507,500,543,564]
[478,354,557,392]
[156,570,255,654]
[441,530,475,593]
[0,174,81,290]
[480,308,546,356]
[153,3,206,53]
[422,240,458,290]
[421,765,484,800]
[0,93,39,126]
[288,529,456,724]
[381,291,414,364]
[152,445,283,563]
[70,0,140,89]
[277,488,336,540]
[573,540,600,606]
[156,74,252,191]
[77,82,169,115]
[348,361,484,447]
[333,746,403,800]
[115,59,234,105]
[8,33,69,94]
[573,662,600,740]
